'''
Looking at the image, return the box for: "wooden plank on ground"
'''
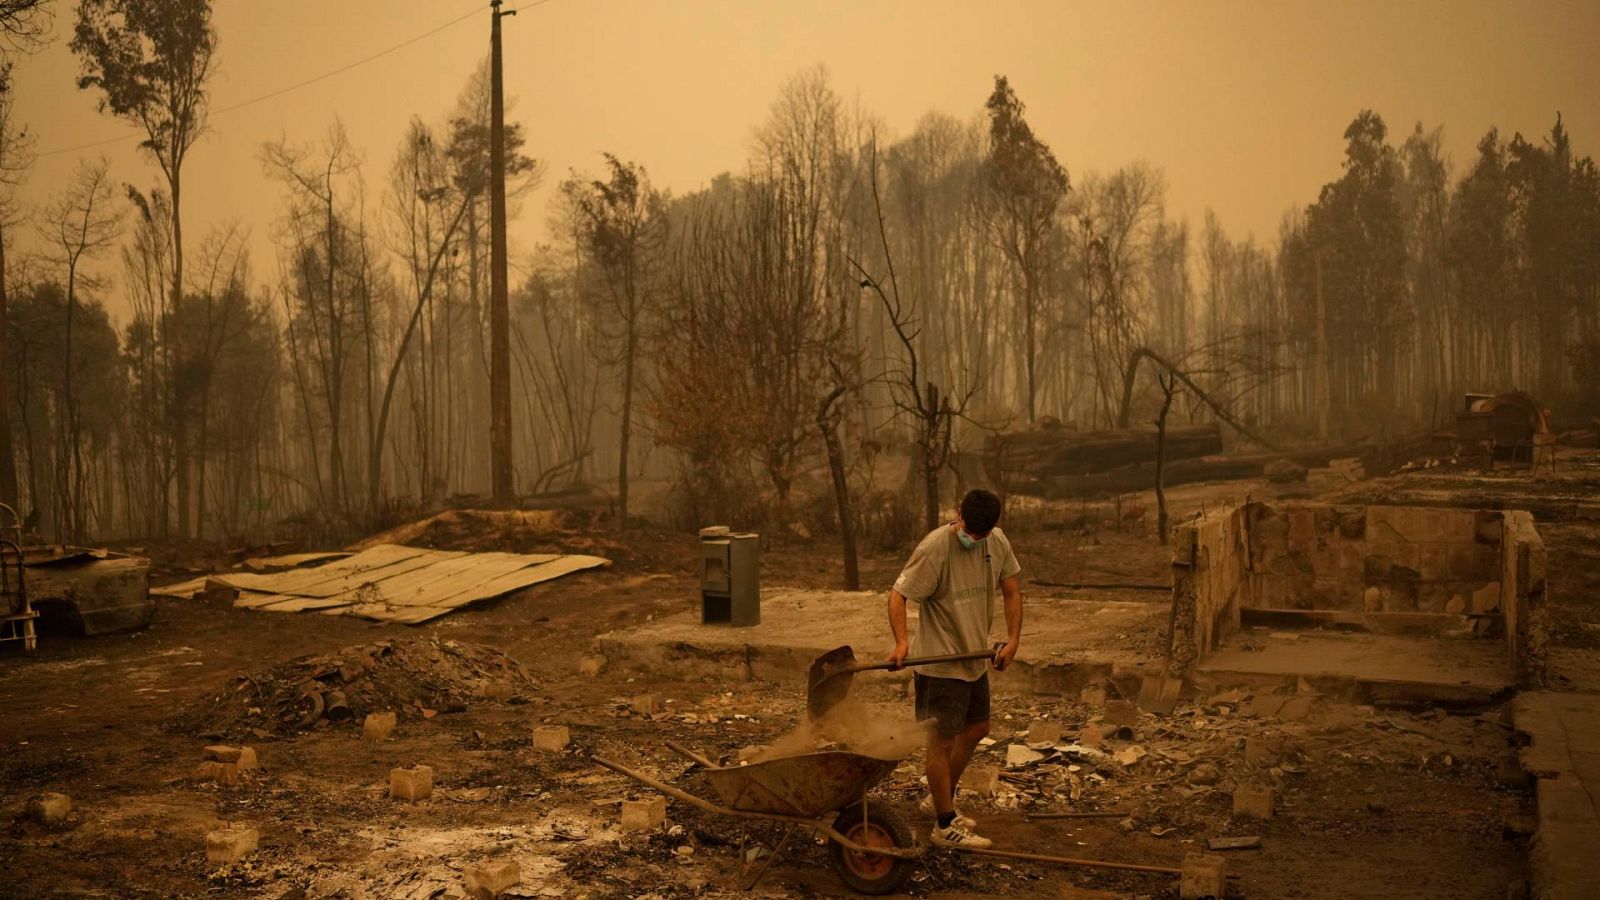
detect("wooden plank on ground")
[211,544,431,595]
[334,551,555,608]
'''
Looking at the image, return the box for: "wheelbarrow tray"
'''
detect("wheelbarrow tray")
[704,751,900,817]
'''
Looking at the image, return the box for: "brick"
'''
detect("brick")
[631,694,660,716]
[465,859,520,899]
[364,711,397,742]
[194,761,241,785]
[531,725,570,752]
[1102,700,1139,727]
[578,656,605,677]
[1243,735,1272,764]
[1232,785,1274,820]
[1180,852,1227,899]
[390,765,434,802]
[1027,721,1065,745]
[205,824,259,865]
[961,765,1001,797]
[25,792,71,826]
[620,796,667,831]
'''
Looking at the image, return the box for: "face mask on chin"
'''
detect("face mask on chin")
[957,528,984,551]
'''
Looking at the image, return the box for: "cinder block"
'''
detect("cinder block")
[465,859,521,899]
[631,695,661,716]
[1232,785,1274,820]
[1180,852,1227,899]
[390,765,434,802]
[1027,721,1065,745]
[531,725,570,752]
[205,824,259,865]
[961,765,1001,798]
[25,792,71,826]
[194,761,241,785]
[621,796,667,831]
[578,656,605,677]
[364,711,398,742]
[1102,700,1139,727]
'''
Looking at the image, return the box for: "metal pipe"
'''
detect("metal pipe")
[950,845,1183,876]
[664,741,716,768]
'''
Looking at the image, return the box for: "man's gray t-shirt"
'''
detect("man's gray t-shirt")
[893,525,1021,681]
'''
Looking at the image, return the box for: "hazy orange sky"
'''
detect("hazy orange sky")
[9,0,1600,320]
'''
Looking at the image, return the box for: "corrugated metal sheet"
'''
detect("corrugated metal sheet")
[206,543,608,624]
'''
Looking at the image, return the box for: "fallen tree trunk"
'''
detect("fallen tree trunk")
[988,423,1222,486]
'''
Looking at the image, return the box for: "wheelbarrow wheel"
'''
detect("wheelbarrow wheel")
[828,802,914,895]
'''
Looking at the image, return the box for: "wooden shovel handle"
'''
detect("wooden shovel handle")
[848,647,998,675]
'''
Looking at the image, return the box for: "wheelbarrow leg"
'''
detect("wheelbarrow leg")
[739,823,800,891]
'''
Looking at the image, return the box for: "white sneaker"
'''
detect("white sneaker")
[918,794,977,829]
[930,823,993,850]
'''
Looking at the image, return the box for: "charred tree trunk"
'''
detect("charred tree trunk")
[817,382,859,590]
[1154,372,1176,545]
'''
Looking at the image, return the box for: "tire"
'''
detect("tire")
[828,802,915,896]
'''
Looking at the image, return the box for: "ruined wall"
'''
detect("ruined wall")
[1245,503,1505,614]
[1502,510,1548,682]
[1169,506,1250,674]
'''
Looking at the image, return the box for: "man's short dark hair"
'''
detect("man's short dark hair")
[960,489,1002,535]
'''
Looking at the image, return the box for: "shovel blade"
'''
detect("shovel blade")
[1137,674,1183,715]
[805,645,859,719]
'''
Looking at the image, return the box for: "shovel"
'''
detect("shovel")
[806,644,999,720]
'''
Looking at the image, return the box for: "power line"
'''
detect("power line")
[36,2,504,159]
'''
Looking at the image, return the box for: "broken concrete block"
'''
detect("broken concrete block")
[1445,594,1466,614]
[578,656,605,677]
[1078,684,1107,705]
[465,859,521,899]
[1180,852,1227,899]
[1278,696,1314,722]
[1232,785,1274,820]
[205,824,259,865]
[962,765,1001,797]
[1363,586,1381,611]
[194,761,241,785]
[631,694,661,716]
[1244,735,1272,764]
[25,793,71,826]
[531,725,570,752]
[390,765,434,802]
[1027,721,1065,745]
[364,711,397,742]
[620,796,667,831]
[1471,581,1502,612]
[1078,724,1106,747]
[202,745,244,763]
[1007,744,1045,767]
[1102,700,1139,727]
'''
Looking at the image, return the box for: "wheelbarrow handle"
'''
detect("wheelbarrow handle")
[847,647,998,675]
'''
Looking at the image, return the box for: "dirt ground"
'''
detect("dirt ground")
[2,459,1578,899]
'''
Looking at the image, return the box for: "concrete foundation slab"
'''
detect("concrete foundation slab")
[596,588,1167,695]
[1515,691,1600,900]
[1195,630,1514,705]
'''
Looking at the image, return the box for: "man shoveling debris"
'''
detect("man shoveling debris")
[886,489,1023,850]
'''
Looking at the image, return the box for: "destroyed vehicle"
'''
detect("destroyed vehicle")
[23,547,153,636]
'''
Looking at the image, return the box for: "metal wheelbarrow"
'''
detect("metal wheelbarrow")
[593,741,921,894]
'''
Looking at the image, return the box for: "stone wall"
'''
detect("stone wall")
[1170,506,1251,674]
[1244,503,1504,614]
[1502,510,1547,681]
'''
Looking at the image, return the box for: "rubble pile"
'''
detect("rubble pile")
[172,638,536,737]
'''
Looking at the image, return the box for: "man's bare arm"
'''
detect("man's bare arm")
[995,575,1023,670]
[887,589,910,668]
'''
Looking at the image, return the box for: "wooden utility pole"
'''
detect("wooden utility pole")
[488,0,516,505]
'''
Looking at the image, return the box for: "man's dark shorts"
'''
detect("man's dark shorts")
[914,672,991,738]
